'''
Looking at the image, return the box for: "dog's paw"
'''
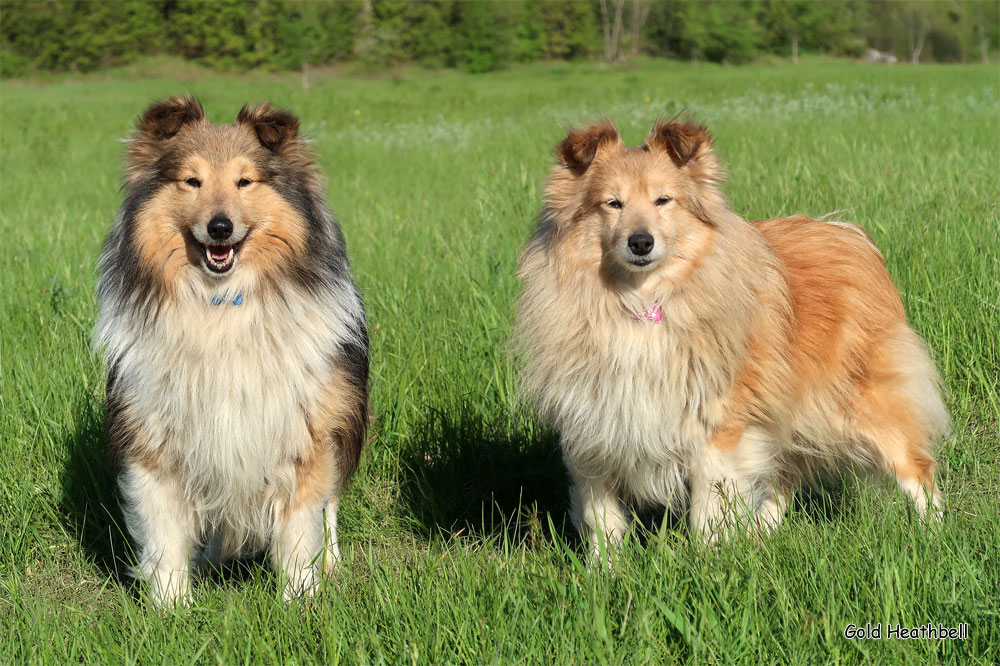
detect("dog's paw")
[323,543,341,575]
[282,568,320,602]
[147,577,192,609]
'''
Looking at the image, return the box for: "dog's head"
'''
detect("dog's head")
[545,119,726,281]
[122,96,320,282]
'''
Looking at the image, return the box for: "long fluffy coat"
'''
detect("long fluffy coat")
[514,120,946,553]
[95,96,368,605]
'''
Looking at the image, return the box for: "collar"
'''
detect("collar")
[631,304,662,322]
[211,289,244,307]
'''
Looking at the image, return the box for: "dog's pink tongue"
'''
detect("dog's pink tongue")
[210,246,230,261]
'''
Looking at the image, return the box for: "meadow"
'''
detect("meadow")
[1,59,998,664]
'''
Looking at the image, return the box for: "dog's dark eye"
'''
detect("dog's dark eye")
[184,177,201,188]
[607,199,623,210]
[237,178,252,188]
[655,195,672,206]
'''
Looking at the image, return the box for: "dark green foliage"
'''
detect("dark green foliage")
[539,0,598,60]
[864,0,1000,63]
[1,0,996,76]
[361,0,454,67]
[679,0,763,64]
[760,0,868,58]
[450,1,589,72]
[452,1,505,73]
[162,0,358,71]
[867,0,1000,62]
[392,0,456,67]
[451,1,515,73]
[643,1,683,58]
[1,0,162,74]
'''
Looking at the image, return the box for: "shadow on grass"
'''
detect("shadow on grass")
[792,478,850,523]
[397,403,852,550]
[58,394,133,589]
[398,404,576,548]
[60,392,853,589]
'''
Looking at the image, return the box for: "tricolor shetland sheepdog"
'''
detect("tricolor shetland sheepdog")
[95,96,368,606]
[515,120,947,556]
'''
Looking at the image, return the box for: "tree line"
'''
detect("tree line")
[2,0,997,78]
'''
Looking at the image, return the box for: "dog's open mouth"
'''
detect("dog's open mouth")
[203,242,241,274]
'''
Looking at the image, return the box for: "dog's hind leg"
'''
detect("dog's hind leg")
[851,335,946,521]
[851,413,942,521]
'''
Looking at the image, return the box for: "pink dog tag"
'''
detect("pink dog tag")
[632,305,663,322]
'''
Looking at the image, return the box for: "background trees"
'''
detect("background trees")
[1,0,997,77]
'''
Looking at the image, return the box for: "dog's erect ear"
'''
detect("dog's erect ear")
[557,121,621,175]
[646,121,722,185]
[237,103,300,152]
[136,95,204,141]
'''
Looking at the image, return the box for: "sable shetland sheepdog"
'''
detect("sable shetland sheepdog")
[515,120,948,555]
[94,96,368,606]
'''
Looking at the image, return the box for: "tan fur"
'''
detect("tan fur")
[290,369,368,575]
[131,127,311,297]
[239,187,309,278]
[292,438,336,514]
[304,366,369,492]
[515,120,947,553]
[132,197,190,294]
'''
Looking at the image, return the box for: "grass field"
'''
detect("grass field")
[1,59,998,664]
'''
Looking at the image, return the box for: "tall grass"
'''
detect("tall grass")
[1,60,998,664]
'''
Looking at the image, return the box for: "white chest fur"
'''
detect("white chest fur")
[96,276,359,533]
[534,316,735,505]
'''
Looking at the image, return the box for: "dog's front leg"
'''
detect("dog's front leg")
[120,462,197,607]
[567,465,628,565]
[690,425,779,541]
[689,458,739,543]
[271,500,325,601]
[323,494,341,573]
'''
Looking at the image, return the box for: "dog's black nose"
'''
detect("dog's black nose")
[207,216,233,241]
[627,233,654,256]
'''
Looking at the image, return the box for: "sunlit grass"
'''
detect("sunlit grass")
[1,59,997,664]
